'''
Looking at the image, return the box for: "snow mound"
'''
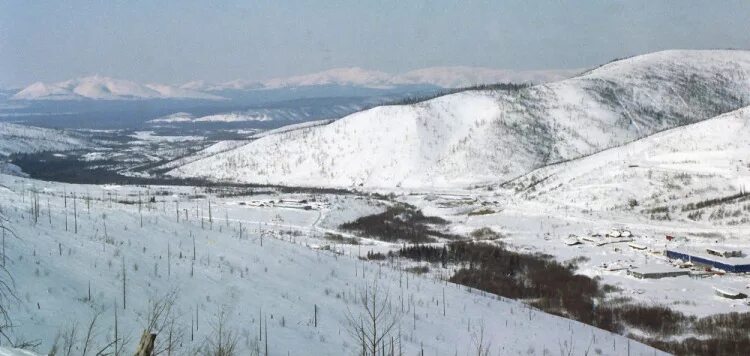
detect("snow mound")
[169,50,750,189]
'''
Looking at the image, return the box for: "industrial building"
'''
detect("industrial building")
[627,264,689,279]
[666,248,750,273]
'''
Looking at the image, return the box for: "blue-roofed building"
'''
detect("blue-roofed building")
[666,248,750,273]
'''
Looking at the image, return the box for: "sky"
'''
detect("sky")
[1,0,749,87]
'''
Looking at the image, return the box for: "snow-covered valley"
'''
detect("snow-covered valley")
[0,175,663,355]
[4,49,750,355]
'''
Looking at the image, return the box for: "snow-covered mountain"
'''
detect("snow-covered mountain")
[182,66,578,91]
[168,50,750,189]
[262,67,395,89]
[11,76,224,101]
[0,122,87,156]
[507,105,750,224]
[11,67,575,101]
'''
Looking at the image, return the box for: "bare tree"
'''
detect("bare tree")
[470,321,491,356]
[200,306,238,356]
[346,281,401,356]
[80,311,101,356]
[59,322,78,356]
[0,213,17,345]
[51,310,123,356]
[140,290,184,356]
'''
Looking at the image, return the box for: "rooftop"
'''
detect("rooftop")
[667,248,750,265]
[629,263,685,274]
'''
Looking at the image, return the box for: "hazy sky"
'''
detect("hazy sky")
[1,0,749,87]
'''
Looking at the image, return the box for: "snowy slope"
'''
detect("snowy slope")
[0,347,38,356]
[169,50,750,189]
[0,122,87,156]
[506,106,750,224]
[12,76,223,101]
[0,175,662,355]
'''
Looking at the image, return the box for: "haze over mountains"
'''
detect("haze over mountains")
[168,50,750,189]
[10,66,578,101]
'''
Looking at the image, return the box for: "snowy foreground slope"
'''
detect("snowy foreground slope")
[0,122,87,156]
[0,347,38,356]
[506,106,750,223]
[169,50,750,189]
[0,175,661,355]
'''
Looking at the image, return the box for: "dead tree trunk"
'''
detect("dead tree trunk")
[134,331,156,356]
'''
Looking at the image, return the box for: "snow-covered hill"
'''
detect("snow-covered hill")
[506,105,750,225]
[0,175,662,355]
[12,76,223,101]
[0,122,87,156]
[168,50,750,189]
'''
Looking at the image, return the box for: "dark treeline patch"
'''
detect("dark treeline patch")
[396,242,750,355]
[681,191,750,211]
[10,151,357,195]
[323,233,360,245]
[364,251,386,260]
[396,242,602,318]
[340,204,459,243]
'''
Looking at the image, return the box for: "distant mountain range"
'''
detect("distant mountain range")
[12,76,223,101]
[10,67,579,101]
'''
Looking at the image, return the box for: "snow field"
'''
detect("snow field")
[0,175,662,355]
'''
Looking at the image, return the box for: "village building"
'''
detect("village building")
[666,248,750,273]
[627,264,689,279]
